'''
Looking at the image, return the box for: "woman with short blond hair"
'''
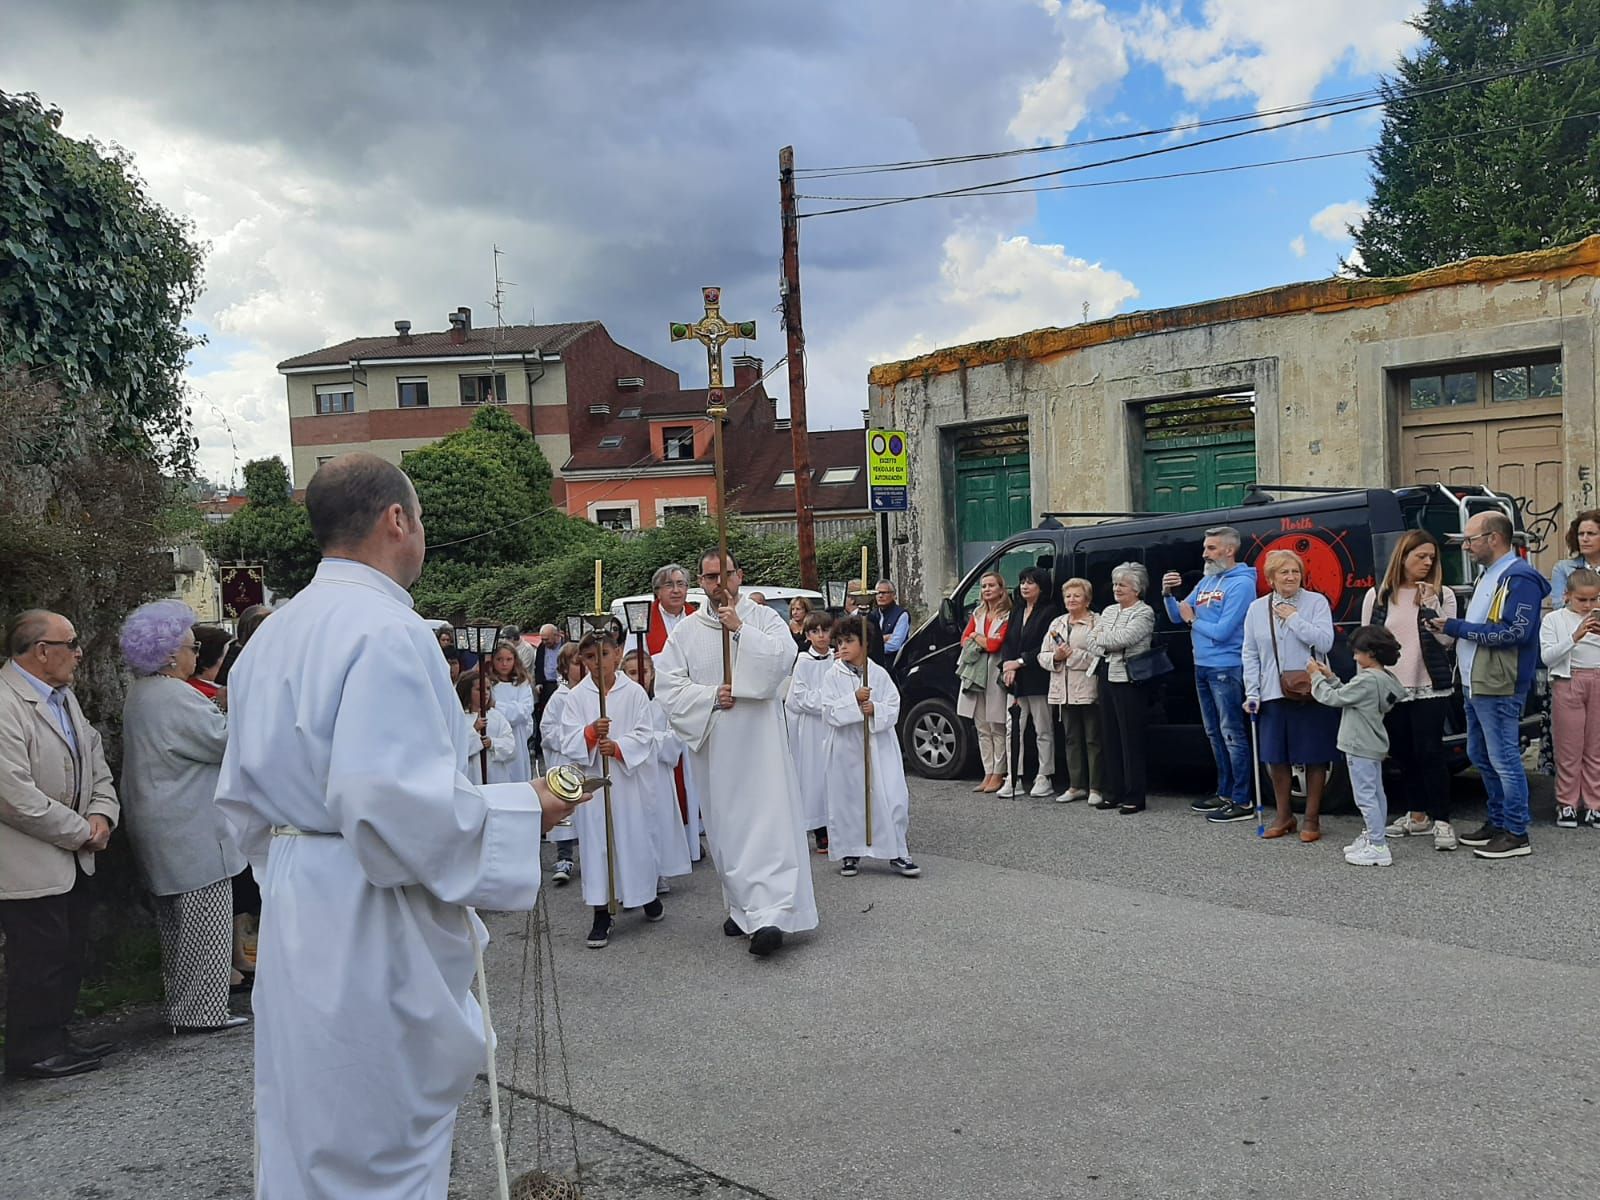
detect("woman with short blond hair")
[1041,578,1102,804]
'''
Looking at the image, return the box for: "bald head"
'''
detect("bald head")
[305,453,418,552]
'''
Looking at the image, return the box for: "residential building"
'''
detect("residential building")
[276,308,678,502]
[868,236,1600,611]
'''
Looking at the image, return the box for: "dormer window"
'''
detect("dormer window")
[599,435,624,449]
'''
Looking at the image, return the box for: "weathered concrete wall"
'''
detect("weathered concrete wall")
[870,239,1600,613]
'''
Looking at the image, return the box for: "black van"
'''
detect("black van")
[893,483,1523,781]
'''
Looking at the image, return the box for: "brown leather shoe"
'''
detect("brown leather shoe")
[1299,828,1322,843]
[1262,820,1297,839]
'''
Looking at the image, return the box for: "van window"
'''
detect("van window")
[1078,543,1145,608]
[955,539,1054,618]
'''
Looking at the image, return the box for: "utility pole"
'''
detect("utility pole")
[779,145,819,591]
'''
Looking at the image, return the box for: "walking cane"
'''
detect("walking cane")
[1250,707,1264,837]
[1007,691,1022,798]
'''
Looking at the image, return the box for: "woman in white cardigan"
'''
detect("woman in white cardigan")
[119,600,248,1034]
[1040,577,1102,804]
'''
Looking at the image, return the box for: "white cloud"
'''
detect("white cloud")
[1163,110,1202,143]
[1289,235,1307,258]
[1310,199,1368,242]
[1008,0,1130,142]
[1121,0,1424,116]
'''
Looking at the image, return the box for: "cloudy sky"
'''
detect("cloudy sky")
[3,0,1425,486]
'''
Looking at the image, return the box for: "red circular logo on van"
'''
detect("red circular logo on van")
[1255,533,1346,611]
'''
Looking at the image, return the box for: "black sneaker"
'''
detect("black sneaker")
[552,859,573,886]
[723,916,743,937]
[586,913,612,948]
[889,857,921,878]
[1206,802,1255,824]
[840,857,860,876]
[1457,823,1504,847]
[643,898,665,922]
[1190,796,1228,813]
[1472,831,1532,860]
[1091,796,1119,810]
[748,926,783,957]
[1587,810,1600,829]
[1557,805,1580,828]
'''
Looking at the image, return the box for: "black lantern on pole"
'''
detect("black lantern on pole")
[455,618,502,784]
[622,598,653,669]
[825,580,848,611]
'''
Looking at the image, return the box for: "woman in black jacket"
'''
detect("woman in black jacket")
[998,566,1059,798]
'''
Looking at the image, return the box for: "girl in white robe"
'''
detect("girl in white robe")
[457,674,518,784]
[487,642,536,783]
[785,612,835,852]
[539,644,584,882]
[559,635,667,948]
[821,618,920,877]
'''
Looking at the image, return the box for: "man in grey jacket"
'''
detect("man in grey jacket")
[0,609,121,1079]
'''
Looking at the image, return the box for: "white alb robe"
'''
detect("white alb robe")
[785,649,833,830]
[820,658,910,861]
[460,706,518,784]
[558,674,662,910]
[656,597,818,935]
[490,679,535,782]
[641,697,694,879]
[215,558,543,1200]
[539,684,578,846]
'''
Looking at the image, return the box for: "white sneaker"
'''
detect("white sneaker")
[656,876,671,895]
[1055,789,1087,804]
[1029,777,1054,798]
[1086,790,1104,807]
[996,778,1018,798]
[1432,820,1458,851]
[1385,813,1433,837]
[1344,829,1370,854]
[1344,841,1394,866]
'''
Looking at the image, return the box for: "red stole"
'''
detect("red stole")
[646,600,698,820]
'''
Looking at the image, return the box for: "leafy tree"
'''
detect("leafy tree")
[202,455,319,595]
[1352,0,1600,276]
[0,91,206,472]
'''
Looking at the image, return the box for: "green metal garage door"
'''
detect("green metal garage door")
[953,419,1031,573]
[1142,394,1256,514]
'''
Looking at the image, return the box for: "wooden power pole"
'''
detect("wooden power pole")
[779,146,819,591]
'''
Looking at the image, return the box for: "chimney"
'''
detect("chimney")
[448,311,466,345]
[456,306,472,334]
[732,354,762,392]
[394,319,412,344]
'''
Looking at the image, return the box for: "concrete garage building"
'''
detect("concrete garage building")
[868,237,1600,612]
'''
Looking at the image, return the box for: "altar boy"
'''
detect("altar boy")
[559,631,667,948]
[820,617,920,878]
[785,611,835,853]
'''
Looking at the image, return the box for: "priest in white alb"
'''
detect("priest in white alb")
[655,547,818,957]
[215,453,578,1199]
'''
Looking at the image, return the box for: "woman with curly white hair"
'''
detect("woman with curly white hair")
[119,599,248,1034]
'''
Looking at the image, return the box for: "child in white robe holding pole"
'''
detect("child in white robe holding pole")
[457,672,518,784]
[623,650,693,893]
[786,611,835,854]
[821,616,920,878]
[560,632,667,949]
[540,643,583,885]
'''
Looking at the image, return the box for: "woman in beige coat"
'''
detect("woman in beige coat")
[1040,578,1102,804]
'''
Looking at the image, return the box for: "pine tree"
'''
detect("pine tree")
[1352,0,1600,276]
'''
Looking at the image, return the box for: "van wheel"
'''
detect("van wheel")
[902,699,972,780]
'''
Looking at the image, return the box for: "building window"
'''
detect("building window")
[599,435,624,448]
[1404,354,1561,411]
[618,406,642,419]
[316,455,335,468]
[460,373,507,405]
[662,425,695,460]
[775,470,795,487]
[660,502,703,521]
[594,506,634,531]
[819,466,860,485]
[398,377,429,408]
[314,384,355,415]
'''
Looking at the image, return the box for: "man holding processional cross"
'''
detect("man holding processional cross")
[655,287,818,957]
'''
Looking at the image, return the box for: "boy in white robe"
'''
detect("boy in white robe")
[821,616,920,878]
[213,453,578,1200]
[458,673,518,784]
[785,611,835,854]
[623,651,693,893]
[559,633,667,948]
[539,644,584,885]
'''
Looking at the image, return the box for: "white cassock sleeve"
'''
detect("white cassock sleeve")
[868,661,901,734]
[821,661,900,734]
[493,682,535,731]
[324,631,543,910]
[486,709,517,764]
[655,631,718,754]
[731,616,795,702]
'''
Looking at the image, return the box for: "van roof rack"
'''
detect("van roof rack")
[1038,510,1160,522]
[1243,484,1365,496]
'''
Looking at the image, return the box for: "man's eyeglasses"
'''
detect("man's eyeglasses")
[1460,532,1492,546]
[35,638,81,651]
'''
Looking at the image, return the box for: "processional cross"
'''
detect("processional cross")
[670,287,755,685]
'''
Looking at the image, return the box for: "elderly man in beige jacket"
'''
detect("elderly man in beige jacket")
[0,609,120,1079]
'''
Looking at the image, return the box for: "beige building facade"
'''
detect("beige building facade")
[868,237,1600,612]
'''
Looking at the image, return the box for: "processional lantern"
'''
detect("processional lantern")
[825,580,849,611]
[621,598,653,666]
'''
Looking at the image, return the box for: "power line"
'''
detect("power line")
[795,107,1600,204]
[794,45,1600,182]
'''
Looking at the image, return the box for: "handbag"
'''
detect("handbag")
[1268,603,1316,703]
[1124,645,1174,684]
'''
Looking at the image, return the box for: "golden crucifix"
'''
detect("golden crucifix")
[669,286,756,685]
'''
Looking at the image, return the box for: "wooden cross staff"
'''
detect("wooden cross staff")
[670,286,756,686]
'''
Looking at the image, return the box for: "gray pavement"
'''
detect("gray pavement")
[6,770,1600,1200]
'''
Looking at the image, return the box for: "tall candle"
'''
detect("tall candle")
[594,559,603,614]
[860,545,869,592]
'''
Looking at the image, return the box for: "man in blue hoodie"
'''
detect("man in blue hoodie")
[1162,527,1261,823]
[1428,510,1550,860]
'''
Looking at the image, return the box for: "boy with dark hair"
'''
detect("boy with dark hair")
[786,611,835,854]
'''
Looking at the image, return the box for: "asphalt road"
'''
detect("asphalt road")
[6,768,1598,1200]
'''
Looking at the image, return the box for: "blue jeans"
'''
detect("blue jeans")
[1465,693,1530,837]
[1195,666,1252,804]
